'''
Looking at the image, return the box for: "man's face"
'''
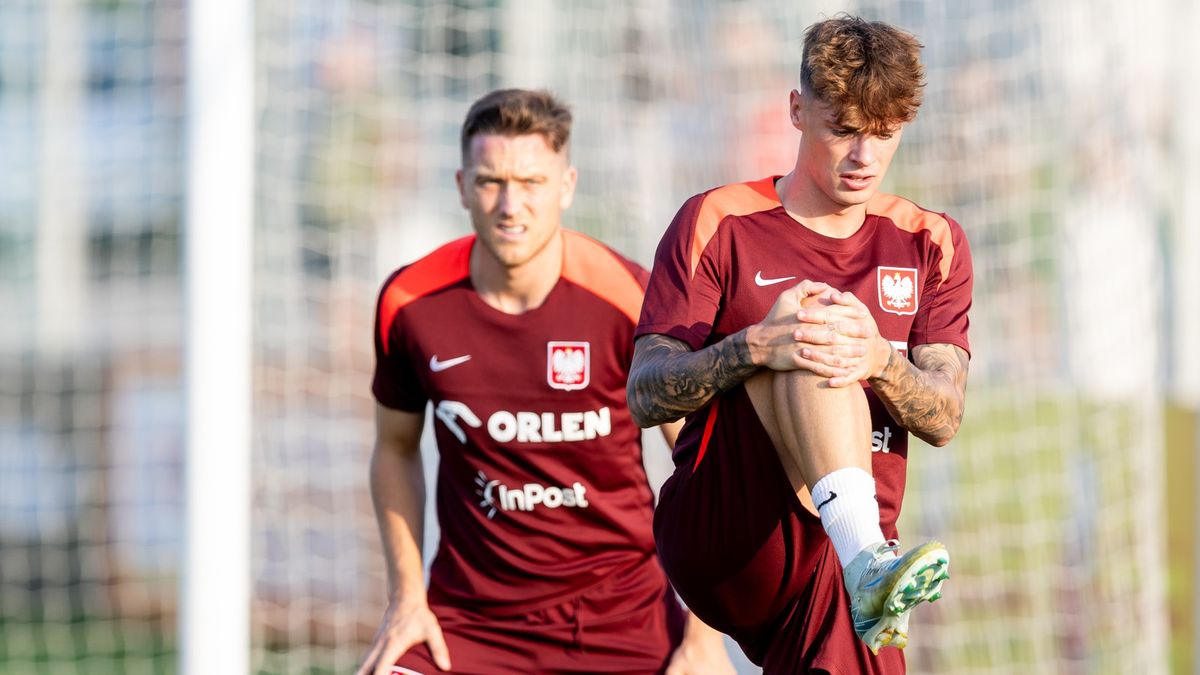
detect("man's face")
[791,91,903,209]
[456,133,577,270]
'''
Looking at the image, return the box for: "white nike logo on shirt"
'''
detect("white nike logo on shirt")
[429,354,472,372]
[754,271,797,287]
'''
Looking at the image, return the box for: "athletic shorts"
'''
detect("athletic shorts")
[391,560,685,674]
[653,384,905,675]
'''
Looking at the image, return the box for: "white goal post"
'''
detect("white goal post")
[182,0,253,673]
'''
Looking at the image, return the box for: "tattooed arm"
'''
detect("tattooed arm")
[786,290,970,446]
[628,280,835,428]
[867,343,969,447]
[627,333,757,427]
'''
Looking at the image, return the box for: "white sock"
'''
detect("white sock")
[812,467,886,567]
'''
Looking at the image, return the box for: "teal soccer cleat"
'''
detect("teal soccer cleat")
[843,539,950,653]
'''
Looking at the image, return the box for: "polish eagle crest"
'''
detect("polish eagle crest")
[547,341,590,390]
[877,267,918,315]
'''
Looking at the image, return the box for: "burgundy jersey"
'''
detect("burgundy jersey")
[636,176,973,530]
[373,230,662,615]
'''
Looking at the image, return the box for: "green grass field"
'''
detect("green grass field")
[1166,403,1196,675]
[899,387,1190,674]
[0,616,175,675]
[2,391,1195,674]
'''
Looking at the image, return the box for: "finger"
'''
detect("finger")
[802,302,866,321]
[427,624,453,671]
[820,361,871,387]
[795,305,861,324]
[830,290,869,315]
[372,643,405,675]
[794,305,829,324]
[829,303,868,319]
[373,636,418,675]
[802,342,867,358]
[830,321,869,340]
[808,349,873,373]
[794,326,843,345]
[828,372,868,388]
[802,300,866,324]
[798,346,847,368]
[356,640,384,675]
[796,279,830,297]
[791,351,851,379]
[794,316,872,341]
[837,343,868,358]
[800,347,871,371]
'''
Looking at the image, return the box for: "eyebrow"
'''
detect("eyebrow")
[472,168,547,181]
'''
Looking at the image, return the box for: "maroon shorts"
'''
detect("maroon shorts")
[653,384,905,675]
[392,561,685,674]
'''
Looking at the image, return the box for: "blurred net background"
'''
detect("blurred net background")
[1,0,1197,673]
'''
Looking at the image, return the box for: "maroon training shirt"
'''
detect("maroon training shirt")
[636,175,973,536]
[373,230,665,615]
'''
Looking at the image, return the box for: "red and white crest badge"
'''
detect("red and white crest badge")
[547,341,590,391]
[877,267,918,316]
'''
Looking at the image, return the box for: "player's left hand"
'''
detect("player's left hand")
[665,614,736,675]
[792,290,893,387]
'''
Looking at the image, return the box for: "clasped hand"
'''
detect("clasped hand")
[751,280,891,387]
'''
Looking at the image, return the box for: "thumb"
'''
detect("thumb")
[427,622,452,671]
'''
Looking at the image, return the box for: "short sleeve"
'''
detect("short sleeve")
[635,194,724,350]
[371,270,429,412]
[910,217,973,355]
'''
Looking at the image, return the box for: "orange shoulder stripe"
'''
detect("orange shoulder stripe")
[690,177,780,277]
[867,193,955,288]
[561,230,644,324]
[378,236,473,353]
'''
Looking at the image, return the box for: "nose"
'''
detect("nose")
[496,182,521,217]
[848,135,877,166]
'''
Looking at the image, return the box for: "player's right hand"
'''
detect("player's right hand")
[356,597,452,675]
[794,289,891,386]
[748,279,840,371]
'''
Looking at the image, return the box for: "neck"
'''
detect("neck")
[470,231,564,314]
[775,171,869,239]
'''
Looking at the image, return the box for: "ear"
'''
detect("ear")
[789,89,805,131]
[455,168,468,209]
[559,165,578,210]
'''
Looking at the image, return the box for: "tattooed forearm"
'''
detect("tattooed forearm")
[627,332,759,427]
[868,343,969,446]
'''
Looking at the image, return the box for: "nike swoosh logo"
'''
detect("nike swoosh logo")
[816,491,838,510]
[754,271,797,287]
[429,354,472,372]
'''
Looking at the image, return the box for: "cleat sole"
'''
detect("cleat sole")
[884,550,950,616]
[862,613,908,654]
[864,542,945,648]
[853,541,950,653]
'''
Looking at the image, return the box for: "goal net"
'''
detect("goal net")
[854,1,1174,672]
[2,0,1191,674]
[255,3,1179,673]
[0,0,184,673]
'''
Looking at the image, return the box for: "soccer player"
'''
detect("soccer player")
[628,16,973,674]
[358,89,734,675]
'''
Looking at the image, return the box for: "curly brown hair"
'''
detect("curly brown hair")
[800,15,925,135]
[460,89,573,159]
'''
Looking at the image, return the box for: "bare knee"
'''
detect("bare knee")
[773,367,861,406]
[775,367,828,392]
